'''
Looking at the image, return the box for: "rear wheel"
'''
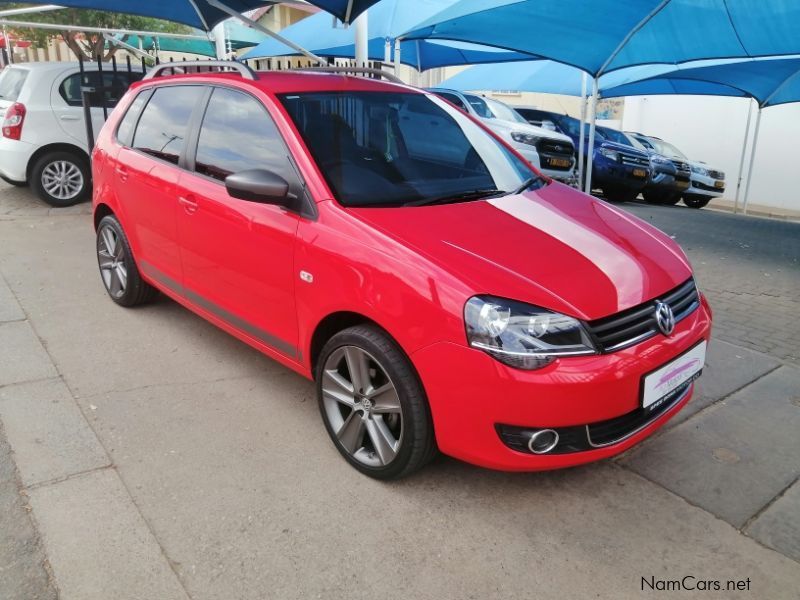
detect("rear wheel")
[643,190,681,205]
[683,195,711,209]
[603,186,640,203]
[96,215,158,307]
[31,150,91,207]
[316,325,436,479]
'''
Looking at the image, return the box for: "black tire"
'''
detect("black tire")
[603,186,640,203]
[30,150,91,207]
[0,175,27,187]
[643,189,681,205]
[683,195,711,209]
[96,215,158,307]
[315,324,437,479]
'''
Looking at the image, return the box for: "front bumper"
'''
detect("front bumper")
[514,143,575,183]
[647,170,690,193]
[687,173,725,197]
[0,137,35,183]
[411,298,712,471]
[592,156,649,191]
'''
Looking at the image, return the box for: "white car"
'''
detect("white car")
[429,88,577,184]
[627,133,724,209]
[0,62,142,206]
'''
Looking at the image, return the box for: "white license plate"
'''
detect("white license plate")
[642,341,706,410]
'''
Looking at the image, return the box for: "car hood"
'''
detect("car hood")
[485,118,574,145]
[597,140,649,157]
[350,184,692,320]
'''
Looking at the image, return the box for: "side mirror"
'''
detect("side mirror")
[225,169,295,207]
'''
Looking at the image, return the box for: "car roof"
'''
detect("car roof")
[141,70,420,95]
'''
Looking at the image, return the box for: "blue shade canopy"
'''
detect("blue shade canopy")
[0,0,381,29]
[403,0,800,77]
[241,0,533,70]
[438,57,800,107]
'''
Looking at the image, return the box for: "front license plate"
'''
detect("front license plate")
[714,180,725,188]
[547,157,571,168]
[642,341,706,410]
[677,180,690,189]
[633,168,647,178]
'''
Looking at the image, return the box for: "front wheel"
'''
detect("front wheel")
[603,186,640,203]
[31,151,91,207]
[316,325,436,479]
[643,190,681,205]
[683,195,711,209]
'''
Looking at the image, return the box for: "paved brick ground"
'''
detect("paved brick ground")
[624,202,800,364]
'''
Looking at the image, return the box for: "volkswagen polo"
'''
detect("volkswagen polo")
[91,62,712,479]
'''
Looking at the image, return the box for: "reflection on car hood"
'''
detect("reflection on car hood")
[486,117,574,145]
[598,140,649,156]
[351,184,691,320]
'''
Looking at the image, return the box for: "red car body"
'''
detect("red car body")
[92,70,711,472]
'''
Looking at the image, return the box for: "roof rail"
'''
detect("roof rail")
[289,66,403,84]
[143,60,256,81]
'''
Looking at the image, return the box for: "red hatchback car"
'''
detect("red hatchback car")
[92,62,712,479]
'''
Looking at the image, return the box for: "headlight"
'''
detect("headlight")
[464,296,597,370]
[511,131,540,146]
[691,165,709,176]
[598,147,619,161]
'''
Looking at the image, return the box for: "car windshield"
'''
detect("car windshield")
[597,127,637,148]
[479,96,528,123]
[552,113,590,138]
[280,91,542,208]
[646,137,687,159]
[0,67,28,101]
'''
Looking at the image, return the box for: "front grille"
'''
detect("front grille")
[537,138,574,157]
[708,169,725,180]
[620,152,650,167]
[671,160,691,174]
[586,278,700,352]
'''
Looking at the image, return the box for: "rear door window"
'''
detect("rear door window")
[0,68,28,102]
[132,86,204,165]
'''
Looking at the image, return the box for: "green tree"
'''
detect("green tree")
[3,4,189,60]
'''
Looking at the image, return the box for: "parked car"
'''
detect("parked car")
[92,63,712,479]
[515,108,651,202]
[0,62,142,206]
[428,89,577,184]
[596,126,691,205]
[627,133,724,209]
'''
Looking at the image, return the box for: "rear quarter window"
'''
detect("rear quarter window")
[0,68,29,102]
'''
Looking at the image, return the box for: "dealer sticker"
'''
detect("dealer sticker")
[642,341,706,410]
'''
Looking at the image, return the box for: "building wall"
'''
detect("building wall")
[622,95,799,211]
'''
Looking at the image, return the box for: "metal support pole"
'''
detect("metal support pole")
[354,11,368,67]
[741,107,762,215]
[578,71,588,187]
[393,38,402,77]
[733,99,754,213]
[205,0,327,65]
[81,87,96,153]
[383,38,391,64]
[2,24,13,64]
[583,78,599,195]
[212,21,226,59]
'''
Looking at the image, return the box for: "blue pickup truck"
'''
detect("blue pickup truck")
[515,108,651,202]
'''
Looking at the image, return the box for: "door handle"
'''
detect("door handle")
[115,165,128,182]
[59,114,81,122]
[179,195,199,215]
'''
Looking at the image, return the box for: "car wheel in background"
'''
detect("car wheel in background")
[0,175,27,187]
[643,190,681,205]
[31,151,91,207]
[316,325,437,479]
[96,215,158,307]
[683,195,711,209]
[603,186,640,203]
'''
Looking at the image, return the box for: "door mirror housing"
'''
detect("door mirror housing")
[225,169,295,207]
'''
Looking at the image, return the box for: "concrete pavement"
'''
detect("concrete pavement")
[1,182,798,599]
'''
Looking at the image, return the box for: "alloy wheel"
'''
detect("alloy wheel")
[321,345,403,467]
[41,160,84,201]
[97,225,128,299]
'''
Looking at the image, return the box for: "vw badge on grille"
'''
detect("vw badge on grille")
[655,301,675,336]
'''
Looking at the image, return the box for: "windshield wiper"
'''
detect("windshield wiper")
[404,188,507,207]
[510,176,545,195]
